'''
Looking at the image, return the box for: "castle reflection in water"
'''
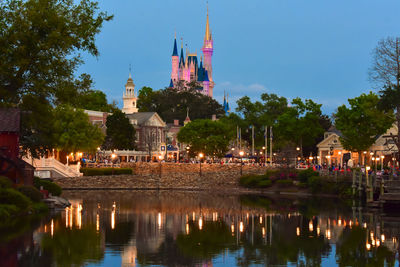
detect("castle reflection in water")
[22,191,400,266]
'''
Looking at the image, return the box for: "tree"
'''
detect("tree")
[369,37,400,87]
[235,94,288,149]
[378,84,400,158]
[177,119,233,158]
[137,86,156,112]
[0,0,112,156]
[52,105,104,153]
[276,98,325,156]
[334,92,394,161]
[103,110,136,150]
[137,87,224,123]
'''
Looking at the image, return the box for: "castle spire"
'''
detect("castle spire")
[172,35,178,56]
[204,3,212,41]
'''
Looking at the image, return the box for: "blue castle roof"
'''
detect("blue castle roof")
[169,79,174,88]
[179,47,185,67]
[172,38,178,56]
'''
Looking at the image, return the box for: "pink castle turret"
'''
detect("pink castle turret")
[170,34,179,87]
[202,6,214,97]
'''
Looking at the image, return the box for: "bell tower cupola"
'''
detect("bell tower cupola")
[122,73,138,114]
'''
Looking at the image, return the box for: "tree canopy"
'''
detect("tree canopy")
[335,92,394,155]
[177,119,233,158]
[103,110,136,150]
[0,0,112,156]
[137,86,225,124]
[232,94,329,155]
[52,105,104,153]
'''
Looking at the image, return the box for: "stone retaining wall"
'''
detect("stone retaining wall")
[120,162,256,175]
[53,164,266,190]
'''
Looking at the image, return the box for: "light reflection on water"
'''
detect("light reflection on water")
[1,190,400,267]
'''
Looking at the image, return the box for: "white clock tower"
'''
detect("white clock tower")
[122,73,138,114]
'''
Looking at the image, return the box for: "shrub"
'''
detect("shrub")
[265,170,281,180]
[307,176,323,193]
[276,179,293,187]
[258,180,273,188]
[31,202,49,214]
[80,168,133,176]
[17,185,43,202]
[34,177,62,196]
[298,168,319,183]
[0,204,18,220]
[239,174,271,188]
[0,188,31,210]
[0,176,12,189]
[40,180,62,196]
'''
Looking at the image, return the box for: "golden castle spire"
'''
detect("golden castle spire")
[205,3,211,41]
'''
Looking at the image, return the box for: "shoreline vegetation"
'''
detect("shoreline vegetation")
[239,168,353,198]
[0,176,62,222]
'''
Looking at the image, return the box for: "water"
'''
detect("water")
[1,190,399,267]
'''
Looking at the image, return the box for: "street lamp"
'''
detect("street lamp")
[159,155,163,178]
[111,153,116,175]
[381,155,385,171]
[370,152,374,165]
[239,151,244,175]
[199,153,204,176]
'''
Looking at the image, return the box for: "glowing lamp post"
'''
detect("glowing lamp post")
[111,153,116,175]
[262,146,266,165]
[381,155,385,171]
[199,153,204,176]
[239,151,244,175]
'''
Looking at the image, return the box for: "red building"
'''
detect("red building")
[0,108,34,185]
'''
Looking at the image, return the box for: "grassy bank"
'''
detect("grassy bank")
[0,176,62,221]
[239,168,353,198]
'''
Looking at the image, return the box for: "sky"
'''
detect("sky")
[78,0,400,116]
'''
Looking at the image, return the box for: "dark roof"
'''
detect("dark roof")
[0,108,20,133]
[169,79,174,88]
[172,38,178,56]
[179,47,185,67]
[126,112,159,125]
[327,126,342,137]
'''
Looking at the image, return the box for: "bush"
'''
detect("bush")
[17,185,43,202]
[307,176,323,193]
[0,176,12,189]
[0,188,31,210]
[40,180,62,196]
[239,174,271,188]
[258,180,273,188]
[0,204,19,220]
[31,202,49,214]
[80,168,133,176]
[298,168,319,183]
[34,177,62,196]
[276,179,293,187]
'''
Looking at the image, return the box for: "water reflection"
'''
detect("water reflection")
[1,191,400,266]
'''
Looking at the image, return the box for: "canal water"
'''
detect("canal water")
[1,190,399,267]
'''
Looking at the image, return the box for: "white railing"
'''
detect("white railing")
[24,156,82,177]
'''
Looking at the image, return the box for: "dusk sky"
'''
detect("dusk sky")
[78,0,400,116]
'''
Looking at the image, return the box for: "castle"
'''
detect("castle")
[169,7,214,98]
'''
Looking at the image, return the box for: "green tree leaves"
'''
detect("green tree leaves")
[0,0,112,156]
[335,92,394,153]
[52,105,104,153]
[177,119,233,157]
[103,110,136,150]
[137,87,224,124]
